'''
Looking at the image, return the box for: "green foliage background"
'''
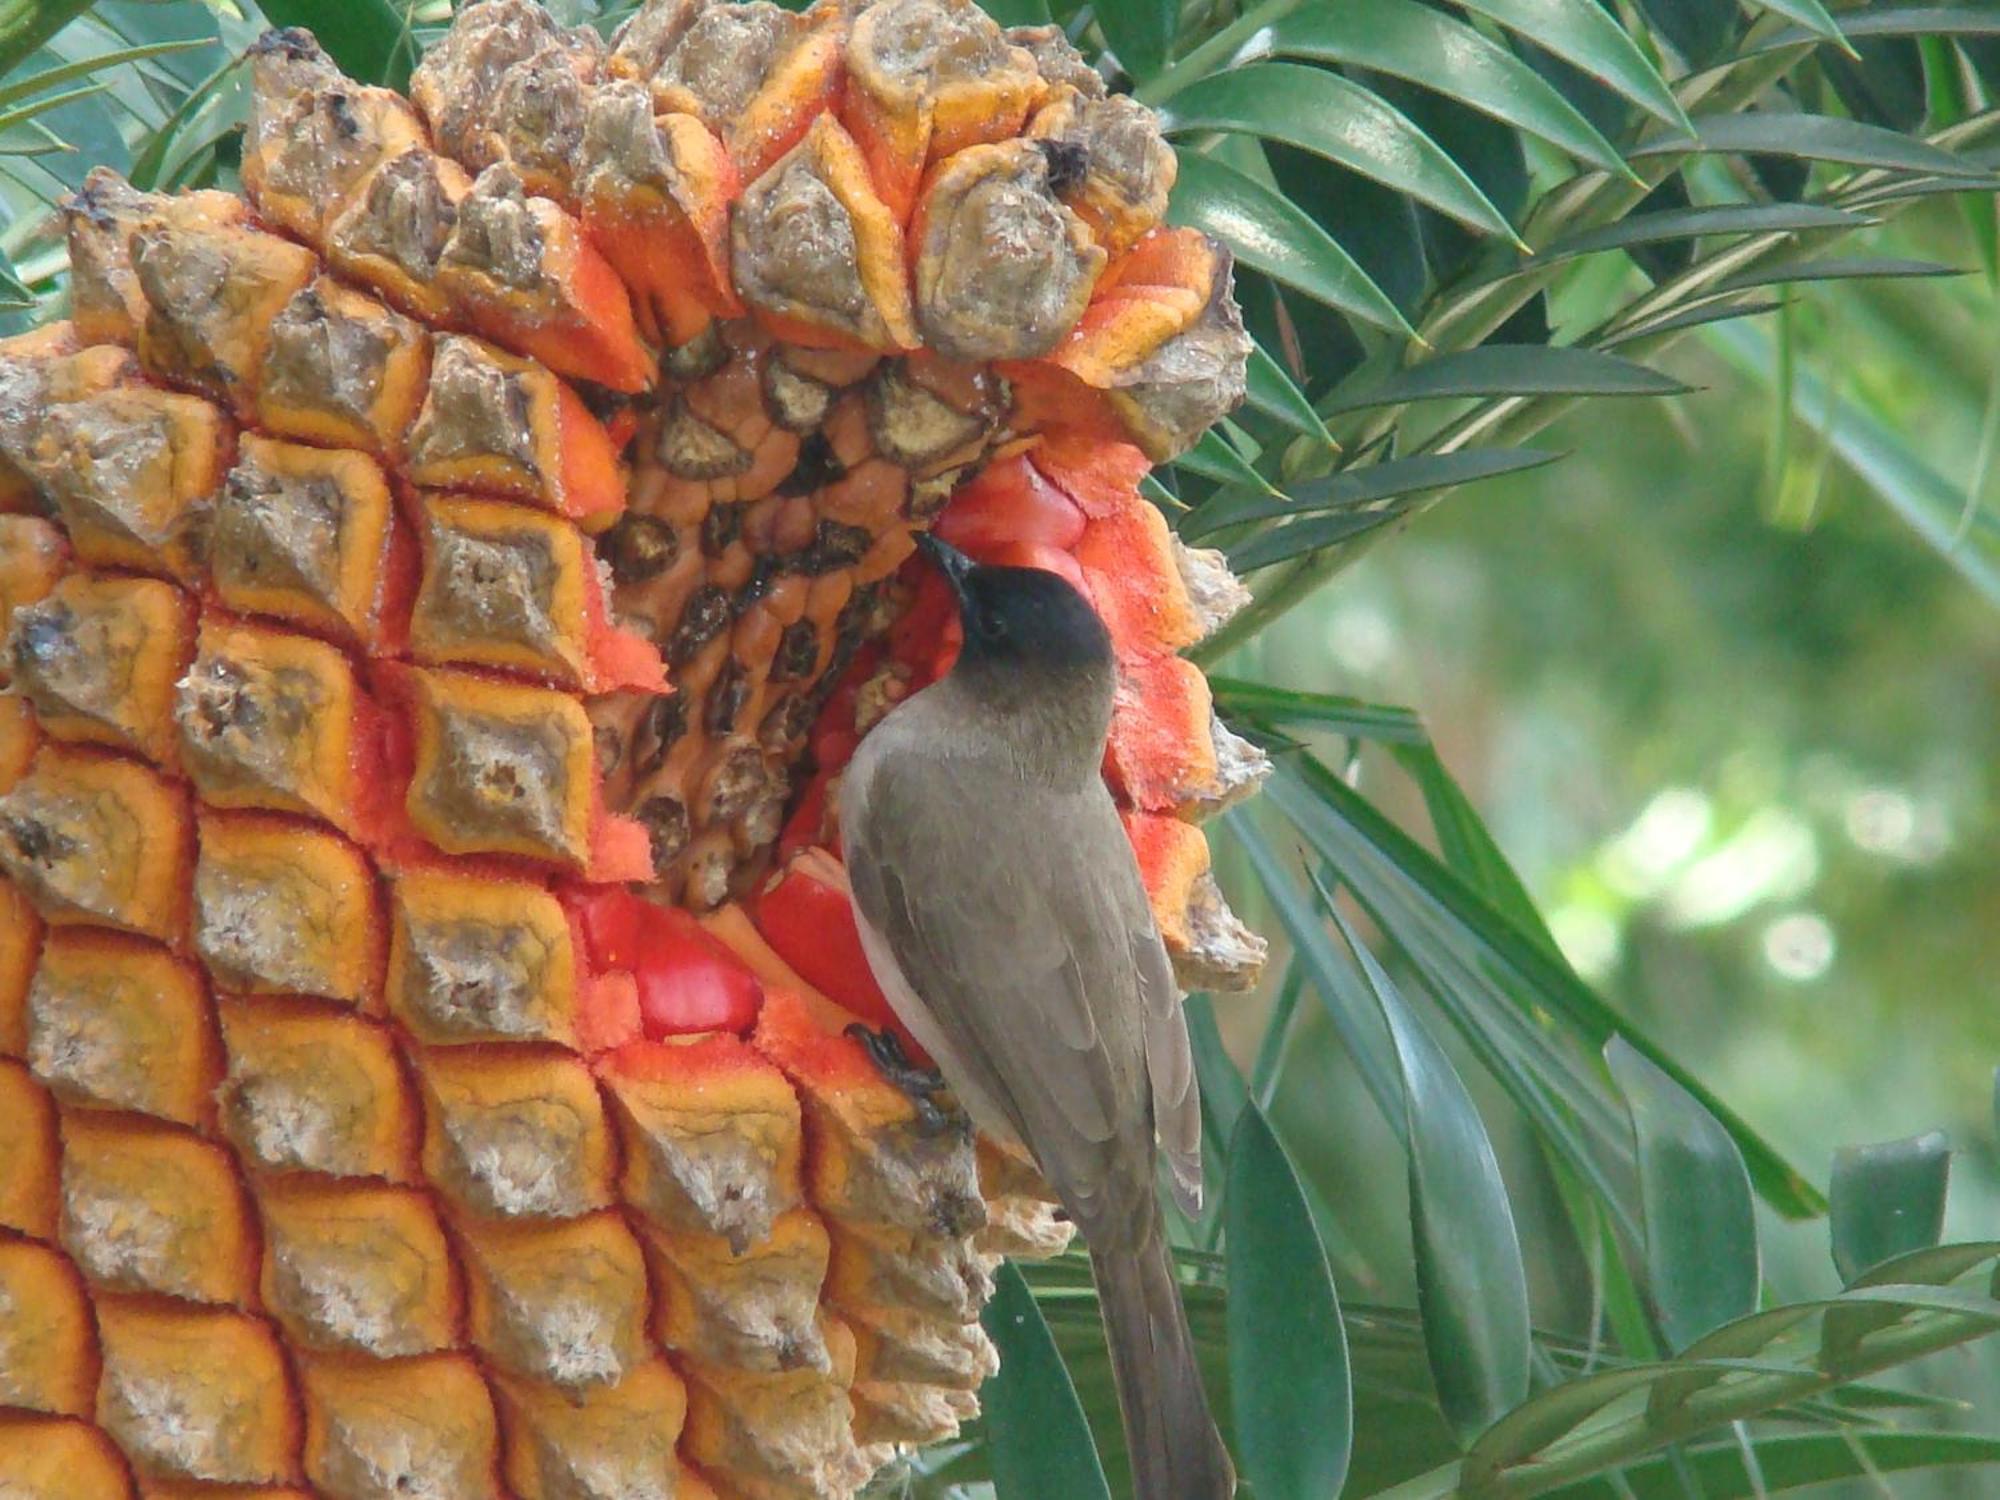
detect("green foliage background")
[5,1,2000,1496]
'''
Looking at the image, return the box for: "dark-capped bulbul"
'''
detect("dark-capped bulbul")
[841,532,1236,1500]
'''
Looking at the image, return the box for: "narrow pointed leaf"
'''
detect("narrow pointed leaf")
[1323,346,1689,416]
[1210,680,1426,743]
[1758,8,2000,51]
[1607,1038,1760,1353]
[1455,0,1691,130]
[1188,447,1564,537]
[1605,298,1784,344]
[0,39,204,112]
[1830,1131,1952,1284]
[1716,256,1960,292]
[1175,428,1276,491]
[1171,153,1413,336]
[1227,1104,1352,1500]
[1258,2,1628,174]
[1630,113,1992,178]
[981,1262,1114,1500]
[1327,899,1530,1448]
[1244,338,1336,445]
[1542,203,1868,261]
[1393,744,1552,944]
[1747,0,1851,46]
[1271,756,1826,1219]
[1230,815,1408,1136]
[1226,500,1413,570]
[1159,64,1521,240]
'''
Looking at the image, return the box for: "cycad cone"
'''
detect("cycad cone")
[0,1,1272,1494]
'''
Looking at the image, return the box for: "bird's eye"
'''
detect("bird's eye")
[975,607,1009,643]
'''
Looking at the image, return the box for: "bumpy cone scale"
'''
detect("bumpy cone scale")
[0,1,1271,1495]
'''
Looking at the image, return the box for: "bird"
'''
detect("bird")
[840,530,1236,1500]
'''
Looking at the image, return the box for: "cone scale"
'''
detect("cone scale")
[0,2,1269,1494]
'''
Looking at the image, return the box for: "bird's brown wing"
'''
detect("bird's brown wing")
[844,749,1197,1240]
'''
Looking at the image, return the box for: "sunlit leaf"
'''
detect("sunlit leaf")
[1456,0,1692,130]
[1159,64,1521,240]
[1172,153,1414,337]
[1256,2,1628,175]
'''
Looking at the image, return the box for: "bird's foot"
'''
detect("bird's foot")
[844,1023,969,1140]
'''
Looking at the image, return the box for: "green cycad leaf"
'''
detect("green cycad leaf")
[1456,0,1692,130]
[1324,893,1531,1450]
[1256,2,1628,175]
[1269,755,1825,1220]
[1210,680,1426,743]
[0,38,202,112]
[981,1262,1113,1500]
[1226,1104,1353,1500]
[1158,63,1522,242]
[1830,1131,1952,1284]
[1757,6,2000,52]
[1224,505,1404,571]
[1175,428,1276,492]
[0,2,96,82]
[1606,1039,1760,1354]
[1243,338,1336,445]
[1745,0,1853,49]
[259,0,419,91]
[1714,255,1959,292]
[1542,202,1868,261]
[1323,346,1689,415]
[1090,0,1174,82]
[1230,814,1408,1135]
[1187,447,1564,538]
[1539,1431,2000,1499]
[1630,112,1991,178]
[1171,153,1414,336]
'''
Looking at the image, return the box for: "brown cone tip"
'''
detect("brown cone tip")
[0,1,1271,1494]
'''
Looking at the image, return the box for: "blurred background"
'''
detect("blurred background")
[1224,189,2000,1492]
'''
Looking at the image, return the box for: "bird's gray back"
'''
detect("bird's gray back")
[843,703,1198,1244]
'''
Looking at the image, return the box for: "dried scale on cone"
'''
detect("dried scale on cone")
[0,0,1269,1495]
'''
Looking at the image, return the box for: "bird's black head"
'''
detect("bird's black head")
[918,532,1113,681]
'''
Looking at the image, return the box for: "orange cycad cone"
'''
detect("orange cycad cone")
[0,1,1270,1495]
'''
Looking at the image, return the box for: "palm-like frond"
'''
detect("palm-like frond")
[8,2,2000,1496]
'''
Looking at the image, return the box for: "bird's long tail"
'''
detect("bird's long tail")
[1091,1228,1236,1500]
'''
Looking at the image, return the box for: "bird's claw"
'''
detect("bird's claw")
[844,1023,969,1140]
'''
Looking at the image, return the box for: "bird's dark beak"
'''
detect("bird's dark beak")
[915,530,976,602]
